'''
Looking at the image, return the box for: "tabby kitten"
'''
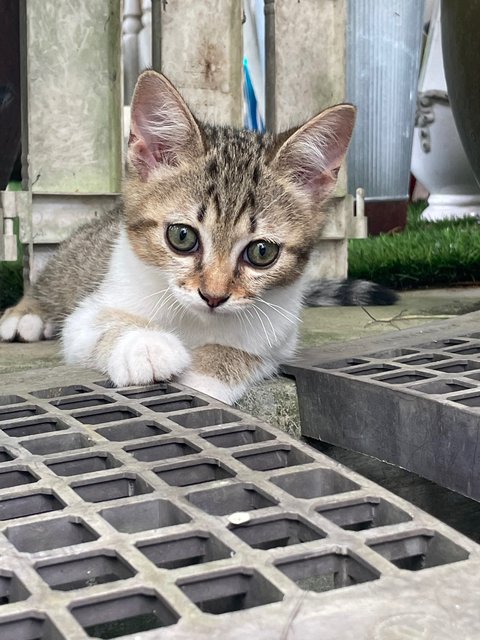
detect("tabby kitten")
[0,70,355,404]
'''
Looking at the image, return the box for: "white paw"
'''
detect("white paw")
[0,313,45,342]
[179,372,239,405]
[107,328,191,387]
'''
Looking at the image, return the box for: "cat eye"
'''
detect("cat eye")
[244,240,280,267]
[166,224,199,253]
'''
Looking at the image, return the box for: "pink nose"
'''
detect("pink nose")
[198,289,230,308]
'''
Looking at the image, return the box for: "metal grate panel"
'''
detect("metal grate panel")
[285,312,480,503]
[0,365,479,638]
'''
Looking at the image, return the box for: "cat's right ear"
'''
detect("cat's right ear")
[128,70,204,180]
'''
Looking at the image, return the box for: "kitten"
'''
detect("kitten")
[0,70,355,404]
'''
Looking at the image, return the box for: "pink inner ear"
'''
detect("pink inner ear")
[128,133,157,180]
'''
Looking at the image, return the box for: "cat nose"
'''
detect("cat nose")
[198,289,230,308]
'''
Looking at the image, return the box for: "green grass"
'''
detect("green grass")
[348,202,480,290]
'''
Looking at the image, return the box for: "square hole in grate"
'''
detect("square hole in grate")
[275,551,379,593]
[270,468,360,499]
[142,395,208,413]
[73,406,140,425]
[71,590,179,637]
[124,437,200,462]
[364,348,419,359]
[31,385,94,399]
[317,497,411,531]
[200,425,276,449]
[394,353,451,366]
[369,531,469,571]
[233,445,313,472]
[20,432,94,456]
[187,482,277,516]
[46,453,123,477]
[168,408,241,429]
[445,343,480,356]
[100,498,191,533]
[451,393,480,409]
[409,379,475,395]
[375,371,434,385]
[6,516,98,553]
[313,357,369,370]
[0,491,64,521]
[36,551,136,591]
[0,394,26,406]
[0,571,31,604]
[347,364,399,377]
[0,446,15,463]
[0,614,63,640]
[71,474,154,503]
[178,569,283,615]
[1,417,70,438]
[0,467,38,490]
[96,419,170,442]
[115,383,181,399]
[50,395,115,411]
[427,359,480,374]
[0,405,45,422]
[416,338,467,349]
[137,531,233,570]
[229,514,326,550]
[154,459,235,487]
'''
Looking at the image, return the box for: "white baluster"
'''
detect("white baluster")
[123,0,142,104]
[138,0,153,73]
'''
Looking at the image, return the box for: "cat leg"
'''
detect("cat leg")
[179,344,276,405]
[0,295,52,342]
[63,306,191,387]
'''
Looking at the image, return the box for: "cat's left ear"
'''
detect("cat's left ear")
[273,104,356,200]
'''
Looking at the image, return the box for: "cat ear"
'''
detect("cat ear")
[273,104,356,200]
[128,70,204,179]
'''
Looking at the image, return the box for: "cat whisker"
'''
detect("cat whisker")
[251,305,273,349]
[253,302,278,343]
[255,298,300,325]
[233,308,249,343]
[136,287,170,304]
[148,290,175,326]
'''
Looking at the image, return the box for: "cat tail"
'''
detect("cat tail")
[303,279,398,307]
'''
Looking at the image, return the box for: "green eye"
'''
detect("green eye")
[244,240,280,267]
[166,224,199,253]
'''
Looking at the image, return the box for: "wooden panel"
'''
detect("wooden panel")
[160,0,243,125]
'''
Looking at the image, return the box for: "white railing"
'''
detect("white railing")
[122,0,152,104]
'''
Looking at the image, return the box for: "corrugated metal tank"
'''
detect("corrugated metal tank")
[347,0,424,203]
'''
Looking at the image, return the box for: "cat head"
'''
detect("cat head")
[124,70,355,315]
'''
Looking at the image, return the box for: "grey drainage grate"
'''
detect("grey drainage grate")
[0,373,479,639]
[283,312,480,502]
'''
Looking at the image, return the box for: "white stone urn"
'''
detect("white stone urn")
[411,3,480,221]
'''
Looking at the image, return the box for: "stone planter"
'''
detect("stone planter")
[411,2,480,221]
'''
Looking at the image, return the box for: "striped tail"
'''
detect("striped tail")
[303,279,398,307]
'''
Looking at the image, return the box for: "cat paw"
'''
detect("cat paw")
[107,328,191,387]
[179,372,238,405]
[0,312,45,342]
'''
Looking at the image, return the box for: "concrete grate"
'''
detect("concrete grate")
[0,369,479,638]
[284,312,480,503]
